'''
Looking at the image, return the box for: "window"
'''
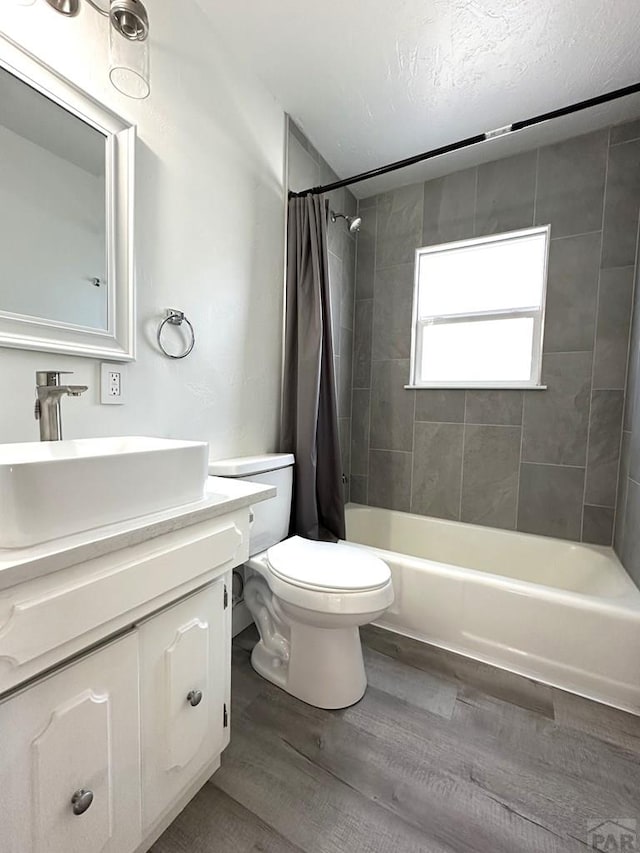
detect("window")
[409,226,550,389]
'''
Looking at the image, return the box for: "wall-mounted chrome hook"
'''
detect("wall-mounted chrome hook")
[157,308,195,359]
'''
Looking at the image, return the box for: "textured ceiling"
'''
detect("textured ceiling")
[198,0,640,196]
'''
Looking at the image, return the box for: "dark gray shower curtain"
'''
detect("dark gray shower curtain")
[281,194,346,542]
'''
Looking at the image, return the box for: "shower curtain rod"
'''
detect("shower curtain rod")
[288,81,640,199]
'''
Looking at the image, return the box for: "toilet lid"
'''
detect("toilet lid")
[266,536,391,592]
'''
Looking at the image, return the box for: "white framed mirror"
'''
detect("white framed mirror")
[0,34,135,361]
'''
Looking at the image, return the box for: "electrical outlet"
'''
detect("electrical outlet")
[100,363,127,405]
[109,371,121,397]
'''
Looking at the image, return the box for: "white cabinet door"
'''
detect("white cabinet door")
[139,578,230,831]
[0,633,141,853]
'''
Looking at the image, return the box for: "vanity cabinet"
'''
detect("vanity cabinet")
[139,579,230,831]
[0,486,272,853]
[0,632,142,853]
[0,578,232,853]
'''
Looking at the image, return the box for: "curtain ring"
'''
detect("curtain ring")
[157,309,195,359]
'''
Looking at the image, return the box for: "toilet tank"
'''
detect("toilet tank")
[208,453,294,556]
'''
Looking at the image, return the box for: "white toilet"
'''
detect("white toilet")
[208,453,394,709]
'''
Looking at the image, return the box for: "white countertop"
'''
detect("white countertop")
[0,476,275,592]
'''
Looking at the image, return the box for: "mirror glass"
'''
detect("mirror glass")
[0,66,108,331]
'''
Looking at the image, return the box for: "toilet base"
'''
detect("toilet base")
[243,573,391,710]
[251,621,367,709]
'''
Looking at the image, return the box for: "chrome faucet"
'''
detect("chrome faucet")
[35,371,88,442]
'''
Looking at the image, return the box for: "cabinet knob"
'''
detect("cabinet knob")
[71,789,94,816]
[187,689,203,707]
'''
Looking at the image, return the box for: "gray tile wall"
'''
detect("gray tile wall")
[351,122,640,546]
[288,121,357,501]
[615,263,640,585]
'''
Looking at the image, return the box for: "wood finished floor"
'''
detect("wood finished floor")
[152,625,640,853]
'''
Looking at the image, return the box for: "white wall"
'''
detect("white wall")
[0,0,285,457]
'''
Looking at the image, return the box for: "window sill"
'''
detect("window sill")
[404,384,548,391]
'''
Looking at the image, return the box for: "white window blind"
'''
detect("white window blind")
[410,226,550,388]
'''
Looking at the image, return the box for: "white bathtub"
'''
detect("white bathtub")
[345,504,640,714]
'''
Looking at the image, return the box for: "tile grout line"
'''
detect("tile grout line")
[459,394,467,521]
[515,394,526,531]
[409,391,416,513]
[342,203,359,503]
[408,183,424,513]
[592,384,627,392]
[613,195,640,548]
[549,228,604,243]
[532,146,540,225]
[595,262,637,272]
[610,133,640,147]
[346,194,360,500]
[376,349,596,361]
[415,419,523,428]
[581,128,611,542]
[459,170,477,521]
[517,148,539,533]
[472,166,479,238]
[541,349,595,357]
[364,201,378,507]
[519,460,587,471]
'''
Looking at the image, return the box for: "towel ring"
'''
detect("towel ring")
[157,309,195,359]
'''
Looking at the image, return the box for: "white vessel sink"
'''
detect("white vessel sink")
[0,436,209,549]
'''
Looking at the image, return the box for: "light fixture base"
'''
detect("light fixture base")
[45,0,80,15]
[110,0,149,42]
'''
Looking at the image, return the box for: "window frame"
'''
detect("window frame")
[408,225,551,390]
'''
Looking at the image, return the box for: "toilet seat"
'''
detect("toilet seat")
[247,537,393,616]
[267,535,391,593]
